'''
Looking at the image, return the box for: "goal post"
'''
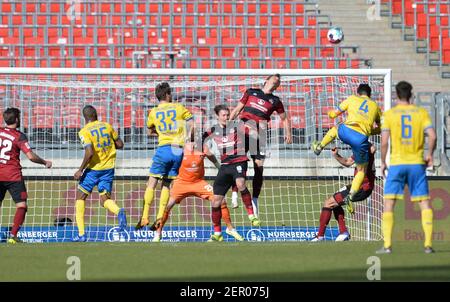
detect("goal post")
[0,68,391,243]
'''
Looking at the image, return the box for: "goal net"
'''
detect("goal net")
[0,68,390,242]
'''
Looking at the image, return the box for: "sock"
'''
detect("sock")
[158,209,170,231]
[382,212,394,249]
[421,209,433,248]
[75,199,85,236]
[240,188,254,215]
[103,199,120,215]
[252,166,264,199]
[221,203,233,229]
[333,206,348,234]
[320,126,337,148]
[157,186,170,220]
[142,187,155,220]
[350,169,366,197]
[212,206,222,233]
[11,207,27,237]
[252,197,259,217]
[318,207,332,237]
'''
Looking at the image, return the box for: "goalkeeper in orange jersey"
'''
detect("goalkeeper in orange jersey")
[152,142,244,242]
[311,84,381,208]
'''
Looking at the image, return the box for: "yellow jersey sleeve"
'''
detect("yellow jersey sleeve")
[421,108,433,130]
[381,110,391,131]
[78,128,93,148]
[179,104,193,121]
[147,109,155,129]
[337,97,350,112]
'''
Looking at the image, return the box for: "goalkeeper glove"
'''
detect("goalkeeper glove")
[328,110,338,119]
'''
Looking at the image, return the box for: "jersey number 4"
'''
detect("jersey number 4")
[0,138,13,161]
[359,100,369,113]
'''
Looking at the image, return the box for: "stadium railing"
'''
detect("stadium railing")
[383,0,450,77]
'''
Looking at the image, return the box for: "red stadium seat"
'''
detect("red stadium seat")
[288,105,306,129]
[32,106,54,129]
[61,105,82,129]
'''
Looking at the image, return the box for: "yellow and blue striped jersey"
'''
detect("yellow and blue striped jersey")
[79,120,119,170]
[381,104,433,165]
[147,102,193,147]
[338,95,382,136]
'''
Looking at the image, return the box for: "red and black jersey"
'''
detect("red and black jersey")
[202,121,248,165]
[353,151,376,191]
[238,88,285,122]
[0,127,32,181]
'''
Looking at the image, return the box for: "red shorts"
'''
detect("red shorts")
[170,179,213,203]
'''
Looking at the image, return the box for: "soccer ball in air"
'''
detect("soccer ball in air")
[327,26,344,44]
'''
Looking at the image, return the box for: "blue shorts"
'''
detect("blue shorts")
[384,164,429,202]
[149,145,184,179]
[78,168,114,195]
[337,124,370,164]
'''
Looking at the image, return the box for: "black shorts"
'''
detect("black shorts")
[213,161,248,196]
[244,126,267,160]
[333,185,372,205]
[0,181,28,203]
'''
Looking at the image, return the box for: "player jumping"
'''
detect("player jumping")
[312,144,376,242]
[312,84,381,209]
[136,82,194,231]
[0,108,52,244]
[73,105,127,242]
[203,105,260,241]
[229,74,292,216]
[153,142,244,242]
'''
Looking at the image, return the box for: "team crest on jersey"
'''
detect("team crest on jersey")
[222,137,228,143]
[257,99,265,105]
[191,162,197,168]
[236,165,242,173]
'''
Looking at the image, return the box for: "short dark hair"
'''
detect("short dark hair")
[395,81,413,101]
[3,107,20,125]
[357,84,372,98]
[266,73,281,81]
[155,82,171,101]
[82,105,97,120]
[214,104,229,115]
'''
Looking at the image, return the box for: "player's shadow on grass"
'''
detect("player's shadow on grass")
[110,265,450,282]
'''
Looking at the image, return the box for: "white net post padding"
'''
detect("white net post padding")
[0,68,391,242]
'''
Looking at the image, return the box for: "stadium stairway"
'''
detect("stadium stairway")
[318,0,450,93]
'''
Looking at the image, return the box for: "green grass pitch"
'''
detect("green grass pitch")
[1,241,450,281]
[0,180,449,281]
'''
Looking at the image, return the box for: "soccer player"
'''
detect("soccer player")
[377,81,436,254]
[73,105,127,242]
[153,142,244,242]
[312,84,382,207]
[0,108,52,244]
[312,145,376,242]
[136,82,194,230]
[229,74,292,216]
[203,105,260,241]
